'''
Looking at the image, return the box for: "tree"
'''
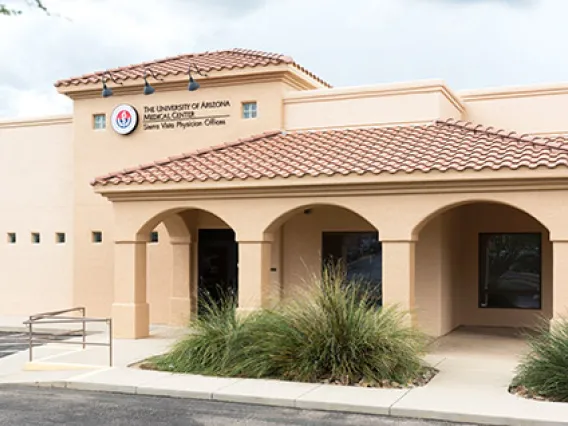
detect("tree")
[0,0,48,15]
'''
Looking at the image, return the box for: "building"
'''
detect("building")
[1,48,568,339]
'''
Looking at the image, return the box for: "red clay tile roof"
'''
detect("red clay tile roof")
[55,48,330,88]
[91,119,568,187]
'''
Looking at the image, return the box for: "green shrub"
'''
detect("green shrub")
[513,318,568,401]
[152,267,429,386]
[152,294,254,376]
[243,267,428,385]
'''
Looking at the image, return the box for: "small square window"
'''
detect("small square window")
[7,233,16,244]
[92,231,103,243]
[31,233,40,244]
[93,114,106,130]
[56,233,66,244]
[149,231,159,243]
[242,102,257,119]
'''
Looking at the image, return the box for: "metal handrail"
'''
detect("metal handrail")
[23,307,113,366]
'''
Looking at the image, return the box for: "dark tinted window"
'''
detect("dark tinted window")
[322,232,382,303]
[479,233,541,310]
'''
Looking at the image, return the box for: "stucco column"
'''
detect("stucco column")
[381,240,416,322]
[237,240,272,314]
[112,239,149,339]
[169,236,192,326]
[552,240,568,325]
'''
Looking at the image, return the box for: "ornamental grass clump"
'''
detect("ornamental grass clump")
[512,318,568,402]
[243,267,429,385]
[152,294,254,377]
[151,266,430,386]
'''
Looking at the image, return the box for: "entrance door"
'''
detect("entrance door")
[197,229,238,314]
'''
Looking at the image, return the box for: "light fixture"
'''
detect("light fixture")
[102,80,112,98]
[143,68,164,95]
[100,72,123,98]
[143,79,155,95]
[188,75,199,92]
[187,62,208,92]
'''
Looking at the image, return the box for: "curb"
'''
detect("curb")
[22,380,567,426]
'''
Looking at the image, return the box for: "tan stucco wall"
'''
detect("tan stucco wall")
[415,209,461,336]
[460,84,568,136]
[415,203,552,336]
[283,81,464,131]
[0,116,74,315]
[456,203,552,328]
[280,206,375,299]
[72,79,291,318]
[146,211,232,325]
[102,179,568,338]
[6,65,568,335]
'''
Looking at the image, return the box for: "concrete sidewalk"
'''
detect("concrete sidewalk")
[1,326,567,426]
[0,353,567,425]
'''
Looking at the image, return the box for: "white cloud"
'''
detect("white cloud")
[1,0,568,119]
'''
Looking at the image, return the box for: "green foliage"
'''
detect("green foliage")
[152,294,257,377]
[243,267,428,384]
[153,267,428,386]
[0,4,19,15]
[1,1,48,16]
[513,318,568,401]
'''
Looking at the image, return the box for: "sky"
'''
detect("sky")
[0,0,565,118]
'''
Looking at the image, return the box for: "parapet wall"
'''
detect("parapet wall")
[283,80,465,131]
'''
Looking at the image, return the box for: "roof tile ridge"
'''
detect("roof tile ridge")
[226,48,330,87]
[56,49,293,87]
[435,118,568,154]
[90,130,283,186]
[228,48,292,62]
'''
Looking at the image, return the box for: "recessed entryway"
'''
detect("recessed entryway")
[197,229,238,315]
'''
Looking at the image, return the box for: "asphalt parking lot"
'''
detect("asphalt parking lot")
[0,386,479,426]
[0,331,69,359]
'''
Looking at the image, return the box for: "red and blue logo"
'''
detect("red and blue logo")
[116,110,132,129]
[111,104,138,135]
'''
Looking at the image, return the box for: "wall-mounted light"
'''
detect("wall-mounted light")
[187,62,208,92]
[101,72,123,98]
[143,68,165,95]
[100,61,208,98]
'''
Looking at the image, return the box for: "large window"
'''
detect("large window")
[479,233,542,310]
[322,232,382,302]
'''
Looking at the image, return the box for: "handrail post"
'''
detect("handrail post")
[108,319,113,367]
[81,307,86,349]
[28,316,33,362]
[24,307,113,367]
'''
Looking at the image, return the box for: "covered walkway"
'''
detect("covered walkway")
[93,120,568,338]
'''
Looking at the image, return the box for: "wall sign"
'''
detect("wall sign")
[111,104,139,135]
[142,100,231,131]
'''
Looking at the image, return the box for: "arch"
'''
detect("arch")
[411,198,550,240]
[412,198,553,337]
[261,201,382,304]
[136,206,235,239]
[262,201,378,236]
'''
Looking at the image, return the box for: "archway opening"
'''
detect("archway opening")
[264,204,382,303]
[414,201,551,338]
[141,208,237,326]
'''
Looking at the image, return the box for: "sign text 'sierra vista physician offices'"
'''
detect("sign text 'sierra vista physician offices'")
[143,100,231,131]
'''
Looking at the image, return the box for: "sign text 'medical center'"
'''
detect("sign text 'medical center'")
[143,100,231,130]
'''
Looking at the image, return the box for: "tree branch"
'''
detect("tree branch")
[0,0,49,15]
[31,0,48,14]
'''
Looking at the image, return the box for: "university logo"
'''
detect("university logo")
[111,104,138,135]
